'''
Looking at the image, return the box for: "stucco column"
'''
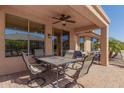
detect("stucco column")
[0,11,5,58]
[75,35,80,50]
[70,31,80,50]
[70,31,75,50]
[45,24,52,55]
[100,26,109,66]
[84,37,91,53]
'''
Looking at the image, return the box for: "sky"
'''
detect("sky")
[102,5,124,42]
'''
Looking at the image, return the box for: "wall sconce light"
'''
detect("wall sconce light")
[48,34,52,38]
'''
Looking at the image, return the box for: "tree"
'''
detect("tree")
[92,41,100,51]
[109,38,122,58]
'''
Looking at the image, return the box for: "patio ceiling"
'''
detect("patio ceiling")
[77,32,100,39]
[3,5,101,31]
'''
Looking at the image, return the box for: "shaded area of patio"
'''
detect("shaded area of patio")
[0,64,124,88]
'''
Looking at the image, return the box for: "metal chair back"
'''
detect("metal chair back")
[22,52,39,74]
[22,52,31,71]
[34,49,44,57]
[64,50,75,59]
[73,54,95,80]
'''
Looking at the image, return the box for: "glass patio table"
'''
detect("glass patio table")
[37,56,82,88]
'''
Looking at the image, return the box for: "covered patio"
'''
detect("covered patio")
[0,5,110,76]
[0,5,111,88]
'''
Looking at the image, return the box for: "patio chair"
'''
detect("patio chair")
[74,51,83,58]
[63,50,86,70]
[34,49,44,58]
[64,53,95,88]
[64,50,75,58]
[54,50,75,75]
[60,50,74,69]
[22,52,46,88]
[92,51,101,64]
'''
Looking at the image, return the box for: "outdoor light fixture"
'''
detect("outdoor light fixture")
[48,34,52,38]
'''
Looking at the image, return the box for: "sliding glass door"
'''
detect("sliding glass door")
[52,28,62,56]
[80,37,85,51]
[62,31,70,56]
[52,28,70,56]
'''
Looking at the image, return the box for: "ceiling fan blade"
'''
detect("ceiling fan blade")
[65,20,76,23]
[52,17,60,20]
[59,14,71,20]
[65,15,71,19]
[52,21,62,24]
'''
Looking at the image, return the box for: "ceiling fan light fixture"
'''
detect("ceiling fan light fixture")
[52,14,76,25]
[62,21,66,24]
[62,21,66,26]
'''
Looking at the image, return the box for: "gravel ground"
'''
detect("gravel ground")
[78,64,124,88]
[0,64,124,88]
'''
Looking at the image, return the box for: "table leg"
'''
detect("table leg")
[52,67,59,88]
[56,67,59,88]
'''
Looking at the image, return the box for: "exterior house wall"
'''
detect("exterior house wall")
[75,35,80,50]
[70,31,80,51]
[0,10,26,76]
[45,24,53,56]
[84,37,91,53]
[70,31,75,50]
[0,6,110,76]
[0,8,75,76]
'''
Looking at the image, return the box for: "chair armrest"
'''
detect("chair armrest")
[64,73,73,78]
[66,66,79,71]
[30,63,43,66]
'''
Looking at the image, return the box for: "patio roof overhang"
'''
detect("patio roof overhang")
[0,5,110,31]
[70,5,110,30]
[77,31,100,39]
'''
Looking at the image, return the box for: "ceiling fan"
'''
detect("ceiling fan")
[52,14,76,26]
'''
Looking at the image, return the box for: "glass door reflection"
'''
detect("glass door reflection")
[52,28,62,56]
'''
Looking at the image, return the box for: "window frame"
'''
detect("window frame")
[5,14,45,57]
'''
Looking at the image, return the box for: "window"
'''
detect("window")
[29,21,45,55]
[80,37,85,51]
[5,14,45,57]
[62,31,70,56]
[91,38,99,51]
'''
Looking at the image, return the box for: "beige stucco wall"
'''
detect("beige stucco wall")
[0,10,26,76]
[84,37,91,53]
[0,8,75,76]
[70,31,80,51]
[45,24,53,56]
[0,9,51,76]
[100,26,109,66]
[75,35,80,50]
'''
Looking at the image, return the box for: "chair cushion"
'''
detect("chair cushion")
[64,50,74,59]
[30,65,46,74]
[74,51,82,58]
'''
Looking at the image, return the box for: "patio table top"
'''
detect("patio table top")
[37,56,82,66]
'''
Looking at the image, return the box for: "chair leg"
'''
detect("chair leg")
[77,82,84,88]
[27,77,46,88]
[65,81,84,88]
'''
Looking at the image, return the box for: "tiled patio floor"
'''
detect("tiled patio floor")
[0,64,124,88]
